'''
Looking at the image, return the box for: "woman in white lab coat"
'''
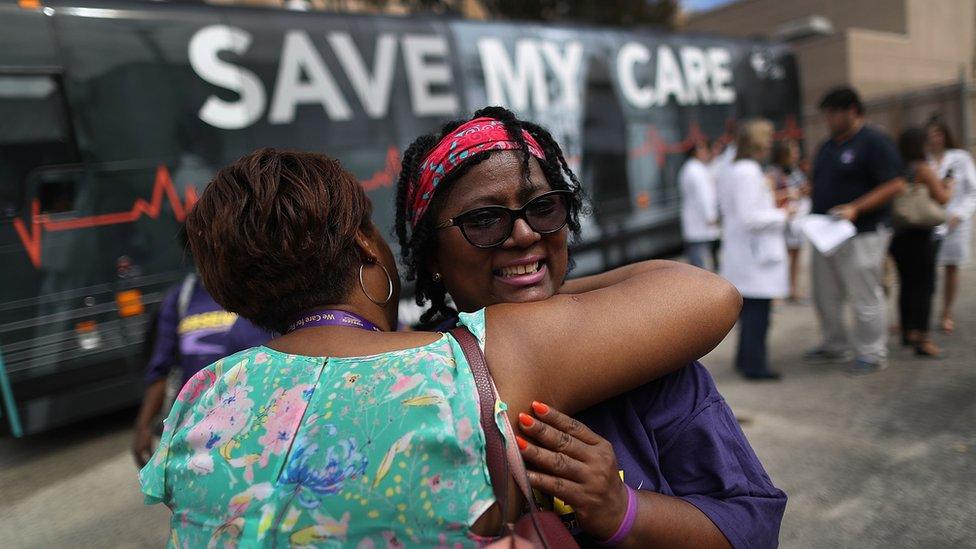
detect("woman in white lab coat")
[718,119,794,380]
[679,138,721,270]
[926,121,976,334]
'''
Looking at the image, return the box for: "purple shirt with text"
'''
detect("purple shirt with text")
[144,281,272,386]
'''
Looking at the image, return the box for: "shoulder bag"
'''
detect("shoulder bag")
[892,173,946,229]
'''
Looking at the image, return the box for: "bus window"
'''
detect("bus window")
[0,73,79,217]
[581,58,630,221]
[35,170,78,214]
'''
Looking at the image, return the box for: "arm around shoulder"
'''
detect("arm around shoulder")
[486,260,741,417]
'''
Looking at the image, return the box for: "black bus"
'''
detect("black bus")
[0,0,800,435]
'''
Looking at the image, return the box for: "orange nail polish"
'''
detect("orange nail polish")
[531,401,550,415]
[516,436,529,450]
[519,412,534,427]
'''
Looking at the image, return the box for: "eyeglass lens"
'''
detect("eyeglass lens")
[458,192,569,247]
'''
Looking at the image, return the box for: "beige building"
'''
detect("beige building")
[685,0,976,150]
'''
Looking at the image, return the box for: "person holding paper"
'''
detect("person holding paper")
[805,87,907,375]
[799,214,856,257]
[718,119,793,381]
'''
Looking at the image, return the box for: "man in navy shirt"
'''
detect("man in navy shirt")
[805,87,906,374]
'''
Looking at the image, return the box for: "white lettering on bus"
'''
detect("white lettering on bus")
[189,25,266,130]
[707,48,736,104]
[402,35,458,117]
[478,38,583,112]
[655,45,691,105]
[617,42,654,109]
[540,41,584,109]
[328,32,398,119]
[188,25,458,128]
[269,30,353,124]
[679,46,712,103]
[616,42,737,108]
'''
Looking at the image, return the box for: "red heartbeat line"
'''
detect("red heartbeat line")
[629,115,804,164]
[13,146,403,269]
[13,165,198,269]
[12,119,803,270]
[360,146,402,191]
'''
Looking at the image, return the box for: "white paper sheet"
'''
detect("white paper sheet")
[798,214,857,256]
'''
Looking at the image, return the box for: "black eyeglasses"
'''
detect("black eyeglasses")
[435,190,574,248]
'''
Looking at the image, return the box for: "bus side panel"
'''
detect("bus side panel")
[0,2,802,434]
[444,23,802,273]
[217,11,462,242]
[0,3,60,68]
[2,4,230,434]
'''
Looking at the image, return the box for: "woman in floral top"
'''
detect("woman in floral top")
[140,148,740,547]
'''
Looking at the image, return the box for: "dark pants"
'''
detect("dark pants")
[686,239,721,271]
[890,229,940,332]
[736,298,772,375]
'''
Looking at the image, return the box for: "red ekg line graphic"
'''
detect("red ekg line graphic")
[13,146,403,269]
[13,165,198,269]
[629,115,804,164]
[360,146,402,192]
[773,115,805,141]
[13,118,804,270]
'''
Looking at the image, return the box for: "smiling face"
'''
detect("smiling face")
[430,151,569,312]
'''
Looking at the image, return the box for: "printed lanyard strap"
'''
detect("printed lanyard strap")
[284,309,382,334]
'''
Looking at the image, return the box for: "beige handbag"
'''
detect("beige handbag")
[892,180,945,230]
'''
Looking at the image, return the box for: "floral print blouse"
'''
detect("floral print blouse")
[140,310,500,548]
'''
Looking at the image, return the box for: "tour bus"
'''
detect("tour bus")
[0,0,800,435]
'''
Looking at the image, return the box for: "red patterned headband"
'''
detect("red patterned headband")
[407,117,546,229]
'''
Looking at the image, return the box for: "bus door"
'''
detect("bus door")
[0,70,99,433]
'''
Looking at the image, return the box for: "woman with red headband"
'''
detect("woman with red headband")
[141,148,739,547]
[395,106,787,548]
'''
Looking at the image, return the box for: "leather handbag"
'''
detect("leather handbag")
[892,181,946,229]
[451,327,579,549]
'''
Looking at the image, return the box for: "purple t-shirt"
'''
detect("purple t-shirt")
[567,362,786,548]
[144,281,272,386]
[436,315,784,546]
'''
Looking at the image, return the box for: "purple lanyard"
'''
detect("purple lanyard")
[284,309,382,334]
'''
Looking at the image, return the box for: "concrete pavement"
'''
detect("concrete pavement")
[1,253,974,548]
[705,255,976,548]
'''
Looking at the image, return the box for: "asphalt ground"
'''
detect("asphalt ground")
[1,249,974,548]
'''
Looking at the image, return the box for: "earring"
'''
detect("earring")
[359,260,393,305]
[432,272,442,282]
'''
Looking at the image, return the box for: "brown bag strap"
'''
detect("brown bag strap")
[451,326,571,549]
[450,326,511,512]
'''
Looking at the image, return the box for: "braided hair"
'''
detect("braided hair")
[394,106,586,327]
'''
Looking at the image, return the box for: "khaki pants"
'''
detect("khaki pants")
[811,229,892,361]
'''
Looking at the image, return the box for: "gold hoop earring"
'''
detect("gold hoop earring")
[359,261,393,305]
[432,272,442,282]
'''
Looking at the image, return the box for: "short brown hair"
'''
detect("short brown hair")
[186,149,373,332]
